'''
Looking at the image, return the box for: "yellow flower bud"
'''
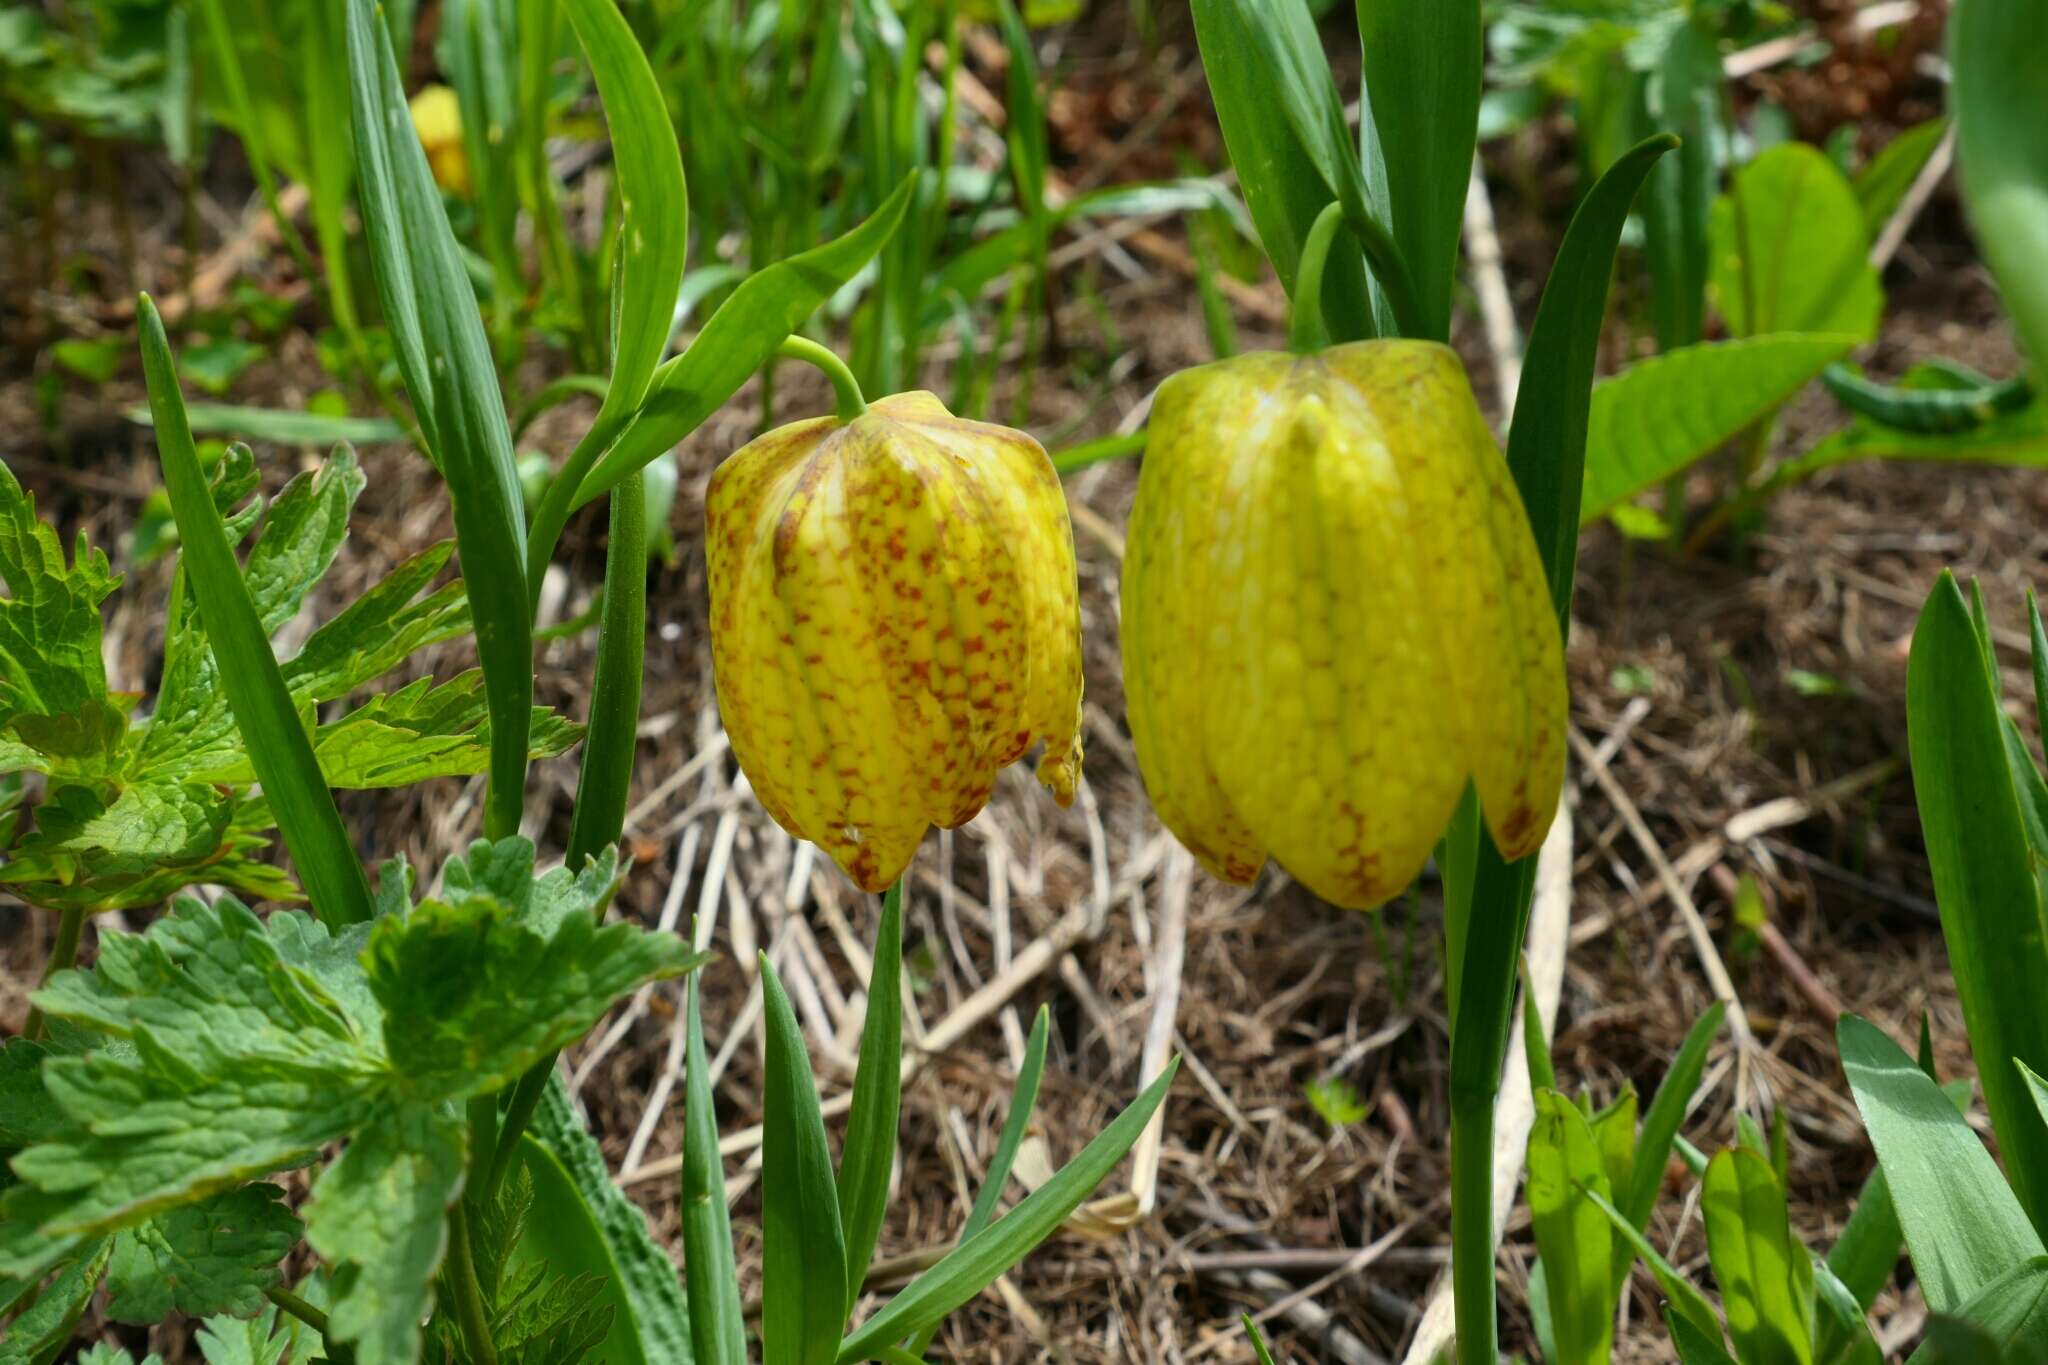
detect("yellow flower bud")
[408,85,470,197]
[1121,341,1565,910]
[707,391,1085,892]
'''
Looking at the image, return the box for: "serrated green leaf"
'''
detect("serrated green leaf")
[508,1136,650,1365]
[0,1238,112,1365]
[302,1102,466,1365]
[193,1302,322,1365]
[1709,143,1884,340]
[0,459,123,760]
[1579,334,1861,521]
[105,1183,301,1322]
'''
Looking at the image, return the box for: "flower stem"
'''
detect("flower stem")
[266,1287,356,1365]
[1288,202,1349,353]
[1449,1087,1499,1365]
[23,905,87,1041]
[447,1201,500,1365]
[777,335,868,422]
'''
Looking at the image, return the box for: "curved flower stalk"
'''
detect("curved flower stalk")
[707,381,1084,892]
[1122,340,1566,910]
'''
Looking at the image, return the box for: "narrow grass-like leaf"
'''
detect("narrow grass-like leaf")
[762,957,849,1365]
[137,297,373,930]
[837,884,905,1315]
[564,470,647,869]
[1906,573,2048,1232]
[1701,1149,1814,1365]
[562,175,917,516]
[837,1059,1179,1359]
[1527,1090,1616,1365]
[126,403,406,446]
[1624,1003,1725,1231]
[683,975,746,1365]
[1811,1256,1883,1365]
[907,1005,1052,1358]
[1638,17,1722,352]
[1355,0,1479,343]
[1667,1306,1741,1365]
[346,0,531,841]
[1584,1184,1725,1349]
[1856,118,1950,236]
[1839,1014,2043,1314]
[1951,0,2048,373]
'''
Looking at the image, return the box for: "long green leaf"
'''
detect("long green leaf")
[1856,118,1950,236]
[507,1137,653,1365]
[1637,18,1722,352]
[136,297,373,930]
[1952,0,2048,372]
[1584,1184,1725,1349]
[1624,1003,1725,1232]
[346,0,532,841]
[1702,1149,1814,1365]
[836,1059,1179,1359]
[1355,0,1478,343]
[1838,1014,2044,1314]
[682,976,746,1365]
[761,958,849,1365]
[1580,334,1859,522]
[1906,573,2048,1232]
[1527,1090,1616,1365]
[1189,0,1375,341]
[565,174,918,513]
[1667,1306,1742,1365]
[564,470,647,869]
[126,402,406,447]
[837,884,905,1315]
[1909,1255,2048,1362]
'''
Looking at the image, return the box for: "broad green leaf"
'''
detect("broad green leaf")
[1579,334,1861,522]
[1905,575,2048,1232]
[0,459,123,763]
[561,0,688,446]
[761,958,849,1365]
[1708,143,1884,340]
[104,1184,300,1323]
[1838,1014,2044,1313]
[346,0,531,841]
[0,1238,111,1365]
[1907,1256,2048,1363]
[1357,0,1480,343]
[1527,1090,1616,1365]
[569,174,919,511]
[1952,0,2048,372]
[302,1102,466,1365]
[126,402,405,446]
[139,298,375,930]
[1591,1088,1638,1212]
[838,884,905,1312]
[682,974,747,1365]
[1584,1184,1726,1350]
[177,339,267,397]
[1856,118,1950,237]
[835,1059,1179,1358]
[1702,1149,1814,1365]
[1189,0,1376,341]
[507,1135,653,1365]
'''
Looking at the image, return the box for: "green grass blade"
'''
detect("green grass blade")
[1906,572,2048,1232]
[1584,1183,1726,1351]
[126,402,405,446]
[683,975,746,1365]
[1700,1149,1813,1365]
[1527,1090,1617,1365]
[1355,0,1479,343]
[761,957,849,1365]
[1636,17,1721,353]
[1838,1014,2043,1315]
[1624,1002,1726,1231]
[346,0,533,841]
[1952,0,2048,376]
[564,470,647,868]
[835,1059,1179,1359]
[561,0,688,431]
[561,174,917,517]
[907,1005,1052,1358]
[136,296,373,930]
[837,884,906,1316]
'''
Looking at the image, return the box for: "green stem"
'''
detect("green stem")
[266,1286,356,1365]
[482,1066,549,1205]
[446,1201,500,1365]
[1449,1088,1499,1365]
[1289,202,1349,353]
[467,1095,500,1206]
[23,904,87,1041]
[777,335,868,422]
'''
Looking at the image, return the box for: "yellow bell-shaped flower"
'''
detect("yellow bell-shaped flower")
[408,84,470,197]
[707,390,1084,892]
[1121,341,1565,911]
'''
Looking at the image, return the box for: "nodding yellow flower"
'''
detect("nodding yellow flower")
[1121,341,1565,911]
[408,84,470,197]
[707,391,1084,893]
